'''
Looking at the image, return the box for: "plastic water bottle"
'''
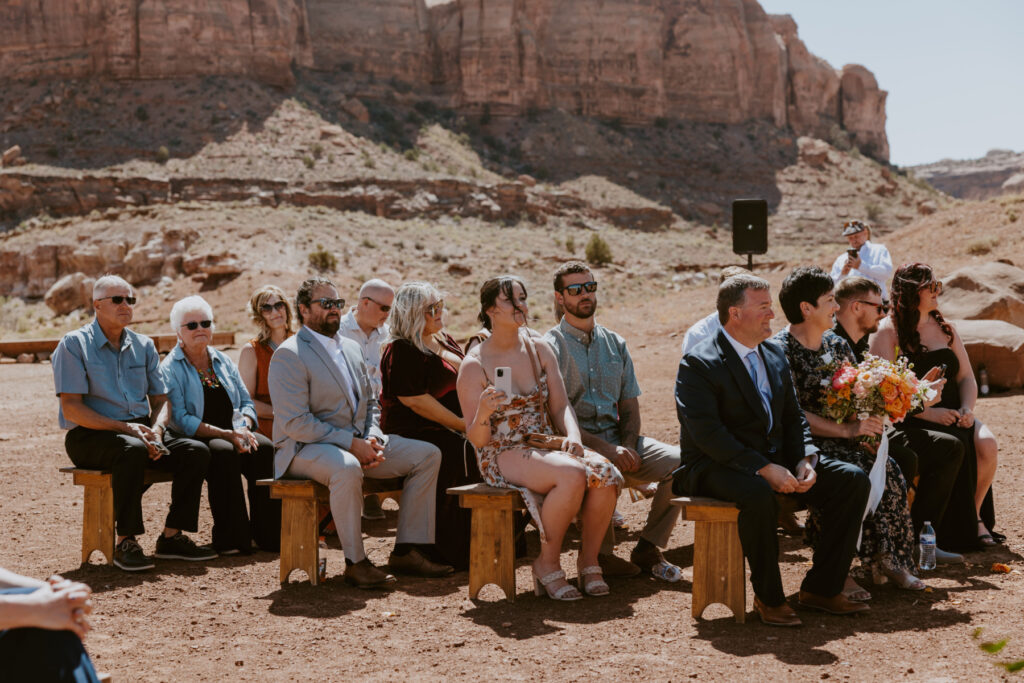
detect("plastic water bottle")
[919,521,937,571]
[232,409,248,431]
[979,365,990,396]
[317,536,328,582]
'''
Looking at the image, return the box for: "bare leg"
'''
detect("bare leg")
[974,421,998,535]
[578,485,617,569]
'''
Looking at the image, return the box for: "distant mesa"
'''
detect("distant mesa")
[911,148,1024,200]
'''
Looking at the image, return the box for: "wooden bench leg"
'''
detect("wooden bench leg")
[468,507,516,602]
[691,519,745,623]
[81,479,115,566]
[280,496,320,585]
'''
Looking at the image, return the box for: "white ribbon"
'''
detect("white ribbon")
[857,416,892,550]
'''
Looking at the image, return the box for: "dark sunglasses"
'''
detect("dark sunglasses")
[362,296,391,313]
[919,280,943,295]
[855,300,890,314]
[560,281,598,296]
[426,300,445,316]
[260,301,287,314]
[97,295,137,306]
[182,320,213,330]
[313,297,345,310]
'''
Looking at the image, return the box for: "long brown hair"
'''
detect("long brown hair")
[247,284,297,343]
[890,262,953,354]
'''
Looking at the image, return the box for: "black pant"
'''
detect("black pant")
[890,427,964,537]
[65,420,209,538]
[0,588,101,682]
[690,456,870,606]
[164,432,281,552]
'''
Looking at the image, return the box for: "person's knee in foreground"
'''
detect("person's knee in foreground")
[0,567,101,682]
[543,261,682,581]
[674,274,871,626]
[52,275,215,572]
[269,277,451,588]
[457,275,623,601]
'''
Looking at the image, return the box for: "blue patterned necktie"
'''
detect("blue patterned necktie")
[745,350,773,429]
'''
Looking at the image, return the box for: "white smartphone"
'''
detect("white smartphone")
[494,366,512,404]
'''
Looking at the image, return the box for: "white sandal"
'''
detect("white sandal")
[533,569,583,601]
[576,565,610,597]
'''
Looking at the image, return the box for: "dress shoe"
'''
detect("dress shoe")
[630,545,682,582]
[777,510,805,536]
[798,590,871,615]
[388,548,454,577]
[754,597,802,627]
[936,547,964,564]
[344,558,397,589]
[597,553,641,578]
[362,495,386,520]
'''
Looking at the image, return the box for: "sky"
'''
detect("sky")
[757,0,1023,167]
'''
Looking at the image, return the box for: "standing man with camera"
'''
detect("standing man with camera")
[829,220,893,299]
[52,275,215,572]
[544,261,683,581]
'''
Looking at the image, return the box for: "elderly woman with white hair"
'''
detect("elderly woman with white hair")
[379,282,482,570]
[160,295,281,555]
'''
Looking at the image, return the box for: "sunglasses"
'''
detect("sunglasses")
[855,300,890,314]
[919,280,943,295]
[97,295,137,306]
[560,281,598,296]
[182,320,213,330]
[260,301,287,314]
[426,300,445,316]
[362,296,391,313]
[313,298,345,310]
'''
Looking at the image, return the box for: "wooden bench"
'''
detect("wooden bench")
[256,477,404,585]
[60,466,174,566]
[447,483,527,602]
[672,496,745,623]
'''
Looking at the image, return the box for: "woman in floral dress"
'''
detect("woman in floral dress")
[774,267,923,597]
[457,275,622,601]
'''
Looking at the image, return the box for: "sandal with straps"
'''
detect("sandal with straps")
[977,519,998,547]
[533,569,583,601]
[576,565,610,597]
[880,564,926,591]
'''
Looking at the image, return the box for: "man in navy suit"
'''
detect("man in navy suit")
[674,274,871,626]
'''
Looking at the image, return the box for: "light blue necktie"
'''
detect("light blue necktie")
[745,350,773,430]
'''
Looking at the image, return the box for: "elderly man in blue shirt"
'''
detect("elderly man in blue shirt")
[544,262,683,581]
[52,275,215,572]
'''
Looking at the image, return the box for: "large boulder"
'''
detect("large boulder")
[955,319,1024,390]
[44,272,94,315]
[941,261,1024,328]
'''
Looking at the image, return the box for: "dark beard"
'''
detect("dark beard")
[566,300,596,319]
[313,318,340,337]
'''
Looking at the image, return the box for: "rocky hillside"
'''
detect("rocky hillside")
[0,0,888,160]
[911,149,1024,200]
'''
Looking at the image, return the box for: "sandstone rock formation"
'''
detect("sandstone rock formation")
[941,261,1024,328]
[0,0,889,160]
[956,319,1024,390]
[911,149,1024,200]
[44,272,94,315]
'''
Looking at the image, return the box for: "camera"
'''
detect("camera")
[847,247,860,259]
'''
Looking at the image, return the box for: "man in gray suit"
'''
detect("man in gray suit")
[269,277,450,588]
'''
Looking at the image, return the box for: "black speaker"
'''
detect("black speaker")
[732,199,768,255]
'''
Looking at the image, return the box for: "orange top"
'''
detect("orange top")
[249,338,275,438]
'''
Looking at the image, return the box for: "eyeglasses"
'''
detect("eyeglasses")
[919,280,943,295]
[426,300,445,316]
[560,281,598,296]
[362,296,391,313]
[97,295,137,306]
[312,298,345,310]
[182,320,213,330]
[854,300,890,314]
[260,301,287,314]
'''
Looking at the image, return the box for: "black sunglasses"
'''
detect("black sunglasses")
[361,296,391,313]
[854,300,890,314]
[97,295,137,306]
[313,297,345,310]
[560,281,598,296]
[260,301,287,314]
[182,320,213,330]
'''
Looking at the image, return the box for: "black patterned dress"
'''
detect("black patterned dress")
[774,329,916,575]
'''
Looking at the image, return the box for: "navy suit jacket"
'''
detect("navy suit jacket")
[674,328,817,492]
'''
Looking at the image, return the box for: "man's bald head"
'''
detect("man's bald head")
[355,278,395,332]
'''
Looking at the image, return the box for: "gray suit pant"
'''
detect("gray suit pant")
[600,434,682,553]
[285,435,441,563]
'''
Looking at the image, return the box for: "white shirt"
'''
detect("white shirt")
[306,325,359,411]
[681,311,721,356]
[829,240,894,299]
[721,327,772,429]
[338,309,388,396]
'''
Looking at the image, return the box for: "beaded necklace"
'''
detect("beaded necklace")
[185,348,222,389]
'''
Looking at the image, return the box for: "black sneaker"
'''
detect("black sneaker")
[154,532,218,561]
[114,537,155,572]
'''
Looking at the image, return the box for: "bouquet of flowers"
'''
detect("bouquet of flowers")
[821,354,936,432]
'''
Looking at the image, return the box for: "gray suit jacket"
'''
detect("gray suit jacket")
[268,326,386,478]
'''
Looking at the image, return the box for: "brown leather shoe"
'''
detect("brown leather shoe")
[388,548,454,578]
[798,590,871,615]
[344,558,397,589]
[629,544,664,572]
[754,597,802,627]
[778,510,805,536]
[598,553,641,578]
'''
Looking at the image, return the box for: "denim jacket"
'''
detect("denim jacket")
[159,344,258,437]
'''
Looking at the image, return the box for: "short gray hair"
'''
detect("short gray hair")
[387,281,443,355]
[717,274,770,325]
[93,275,133,300]
[169,295,216,334]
